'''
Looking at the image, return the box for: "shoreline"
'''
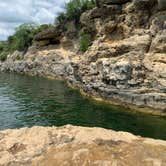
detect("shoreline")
[67,81,166,117]
[1,71,166,117]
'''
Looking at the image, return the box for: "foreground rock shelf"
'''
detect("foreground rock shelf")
[0,125,166,166]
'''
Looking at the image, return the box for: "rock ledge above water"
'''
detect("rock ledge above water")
[0,125,166,166]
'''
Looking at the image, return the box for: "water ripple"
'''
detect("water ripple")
[0,72,166,139]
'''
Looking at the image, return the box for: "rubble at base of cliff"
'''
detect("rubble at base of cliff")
[0,0,166,115]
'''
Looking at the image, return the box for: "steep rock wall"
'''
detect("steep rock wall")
[0,0,166,115]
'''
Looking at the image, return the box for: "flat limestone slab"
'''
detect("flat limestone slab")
[0,125,166,166]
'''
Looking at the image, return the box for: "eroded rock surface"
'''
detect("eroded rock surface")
[0,125,166,166]
[0,0,166,115]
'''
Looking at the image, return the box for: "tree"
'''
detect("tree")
[0,23,46,61]
[66,0,96,21]
[55,0,96,24]
[6,23,46,53]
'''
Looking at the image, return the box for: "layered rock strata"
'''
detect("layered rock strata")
[0,125,166,166]
[0,0,166,115]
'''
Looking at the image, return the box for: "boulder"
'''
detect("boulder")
[34,27,60,41]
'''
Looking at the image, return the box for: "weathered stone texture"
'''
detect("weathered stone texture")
[0,0,166,114]
[0,125,166,166]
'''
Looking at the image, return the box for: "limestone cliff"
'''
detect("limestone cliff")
[0,0,166,115]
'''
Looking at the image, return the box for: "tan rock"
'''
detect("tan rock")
[0,125,165,166]
[143,53,166,79]
[1,0,166,114]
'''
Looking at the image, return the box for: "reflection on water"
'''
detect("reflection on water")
[0,73,166,140]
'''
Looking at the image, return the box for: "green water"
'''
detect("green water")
[0,73,166,140]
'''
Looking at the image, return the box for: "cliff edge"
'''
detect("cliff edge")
[0,0,166,115]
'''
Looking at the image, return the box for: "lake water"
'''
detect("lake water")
[0,72,166,140]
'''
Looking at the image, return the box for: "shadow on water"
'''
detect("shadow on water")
[0,72,166,140]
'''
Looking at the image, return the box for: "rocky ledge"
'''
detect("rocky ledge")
[0,0,166,115]
[0,125,166,166]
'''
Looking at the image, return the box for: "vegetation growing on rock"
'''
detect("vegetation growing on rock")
[55,0,96,51]
[79,32,92,52]
[0,0,96,62]
[0,24,51,61]
[56,0,96,24]
[0,51,8,61]
[0,0,166,114]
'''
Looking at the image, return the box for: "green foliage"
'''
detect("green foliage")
[81,0,96,11]
[0,42,5,52]
[56,12,67,24]
[79,32,92,52]
[66,0,81,21]
[37,24,55,32]
[55,0,96,24]
[0,41,9,61]
[66,0,96,21]
[0,23,48,61]
[8,23,38,52]
[0,51,8,61]
[0,41,8,51]
[5,23,51,53]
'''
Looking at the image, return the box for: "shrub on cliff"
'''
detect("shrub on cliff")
[79,32,92,52]
[66,0,96,22]
[7,24,40,52]
[3,24,49,53]
[0,42,9,61]
[0,52,8,61]
[56,0,96,24]
[56,13,67,25]
[0,24,48,61]
[0,42,6,52]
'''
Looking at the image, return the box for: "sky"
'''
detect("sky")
[0,0,69,41]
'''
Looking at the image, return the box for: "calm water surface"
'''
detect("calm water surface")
[0,73,166,140]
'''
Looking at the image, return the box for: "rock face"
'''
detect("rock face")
[97,0,131,6]
[0,0,166,115]
[34,27,61,47]
[0,125,166,166]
